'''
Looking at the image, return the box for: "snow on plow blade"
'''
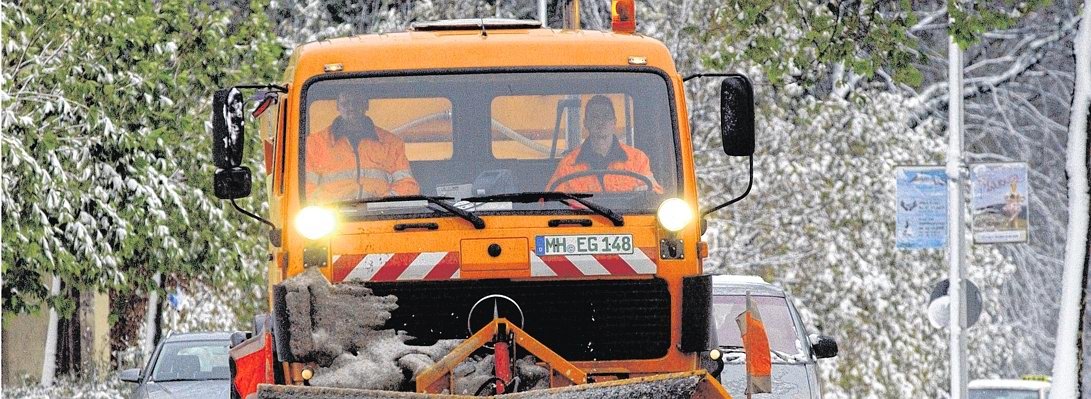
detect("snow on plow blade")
[256,371,731,399]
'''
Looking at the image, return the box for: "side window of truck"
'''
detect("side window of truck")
[257,93,282,191]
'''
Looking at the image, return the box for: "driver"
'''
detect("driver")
[306,91,420,203]
[546,95,662,193]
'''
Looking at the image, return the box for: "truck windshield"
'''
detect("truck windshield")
[301,71,678,218]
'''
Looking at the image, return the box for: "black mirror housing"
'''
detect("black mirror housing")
[212,87,246,169]
[119,368,141,383]
[230,331,249,348]
[811,334,838,359]
[215,166,252,199]
[719,76,755,156]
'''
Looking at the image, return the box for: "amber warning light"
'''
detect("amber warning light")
[611,0,636,34]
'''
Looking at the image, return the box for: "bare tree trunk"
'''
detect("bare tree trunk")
[108,289,149,368]
[1084,106,1091,395]
[56,286,81,377]
[141,273,161,362]
[1051,1,1091,397]
[40,276,60,387]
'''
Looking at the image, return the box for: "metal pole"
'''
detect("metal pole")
[745,291,752,399]
[563,0,580,30]
[539,0,547,27]
[40,275,61,387]
[947,33,968,399]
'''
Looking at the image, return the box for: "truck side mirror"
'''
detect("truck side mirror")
[810,334,838,359]
[719,76,755,156]
[215,166,252,199]
[212,87,246,169]
[212,87,251,199]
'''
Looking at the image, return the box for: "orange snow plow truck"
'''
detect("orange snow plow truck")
[210,2,755,399]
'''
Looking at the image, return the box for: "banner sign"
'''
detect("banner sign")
[971,163,1029,244]
[895,166,948,249]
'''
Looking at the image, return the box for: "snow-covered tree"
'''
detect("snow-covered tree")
[1051,0,1090,396]
[666,0,1081,395]
[1,0,281,371]
[267,0,546,48]
[904,0,1085,377]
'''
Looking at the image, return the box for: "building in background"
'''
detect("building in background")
[2,291,111,385]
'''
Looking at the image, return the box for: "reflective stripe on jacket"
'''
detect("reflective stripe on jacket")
[546,140,663,193]
[305,122,419,203]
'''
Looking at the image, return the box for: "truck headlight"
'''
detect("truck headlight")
[657,198,693,232]
[295,206,337,240]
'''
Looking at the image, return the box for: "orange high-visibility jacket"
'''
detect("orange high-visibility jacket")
[305,118,420,203]
[546,139,663,193]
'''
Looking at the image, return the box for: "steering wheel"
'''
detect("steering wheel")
[547,169,656,193]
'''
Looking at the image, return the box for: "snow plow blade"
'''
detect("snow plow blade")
[255,371,731,399]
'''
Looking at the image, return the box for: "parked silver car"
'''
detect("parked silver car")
[120,332,232,399]
[708,275,838,399]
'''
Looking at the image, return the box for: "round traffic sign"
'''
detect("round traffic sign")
[927,279,982,328]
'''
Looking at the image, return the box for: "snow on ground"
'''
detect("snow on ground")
[1,375,130,399]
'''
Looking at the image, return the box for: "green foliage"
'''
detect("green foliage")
[703,0,920,86]
[1,0,282,315]
[703,0,1046,88]
[946,0,1051,47]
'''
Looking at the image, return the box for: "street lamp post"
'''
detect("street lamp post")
[947,32,969,399]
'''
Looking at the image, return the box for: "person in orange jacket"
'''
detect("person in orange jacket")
[546,95,662,193]
[305,91,420,203]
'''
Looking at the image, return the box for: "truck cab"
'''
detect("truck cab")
[212,14,754,399]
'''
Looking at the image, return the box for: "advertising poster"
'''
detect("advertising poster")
[971,163,1030,244]
[895,166,948,249]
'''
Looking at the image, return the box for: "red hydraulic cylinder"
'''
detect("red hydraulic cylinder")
[494,340,511,394]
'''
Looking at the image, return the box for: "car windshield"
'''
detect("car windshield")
[301,71,678,218]
[151,340,230,382]
[969,389,1040,399]
[712,295,806,359]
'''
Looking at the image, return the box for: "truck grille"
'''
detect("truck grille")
[359,278,671,361]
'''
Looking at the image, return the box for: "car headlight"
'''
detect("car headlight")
[657,198,693,232]
[295,206,337,240]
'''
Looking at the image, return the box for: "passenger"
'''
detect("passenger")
[546,95,662,193]
[306,91,420,203]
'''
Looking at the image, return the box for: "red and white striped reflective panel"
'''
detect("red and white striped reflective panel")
[332,252,461,282]
[331,248,658,282]
[529,248,658,277]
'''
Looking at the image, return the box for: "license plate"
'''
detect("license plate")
[535,235,633,256]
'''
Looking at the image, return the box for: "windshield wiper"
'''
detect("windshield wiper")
[333,195,485,229]
[718,345,803,363]
[463,191,624,226]
[153,378,228,382]
[771,349,802,363]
